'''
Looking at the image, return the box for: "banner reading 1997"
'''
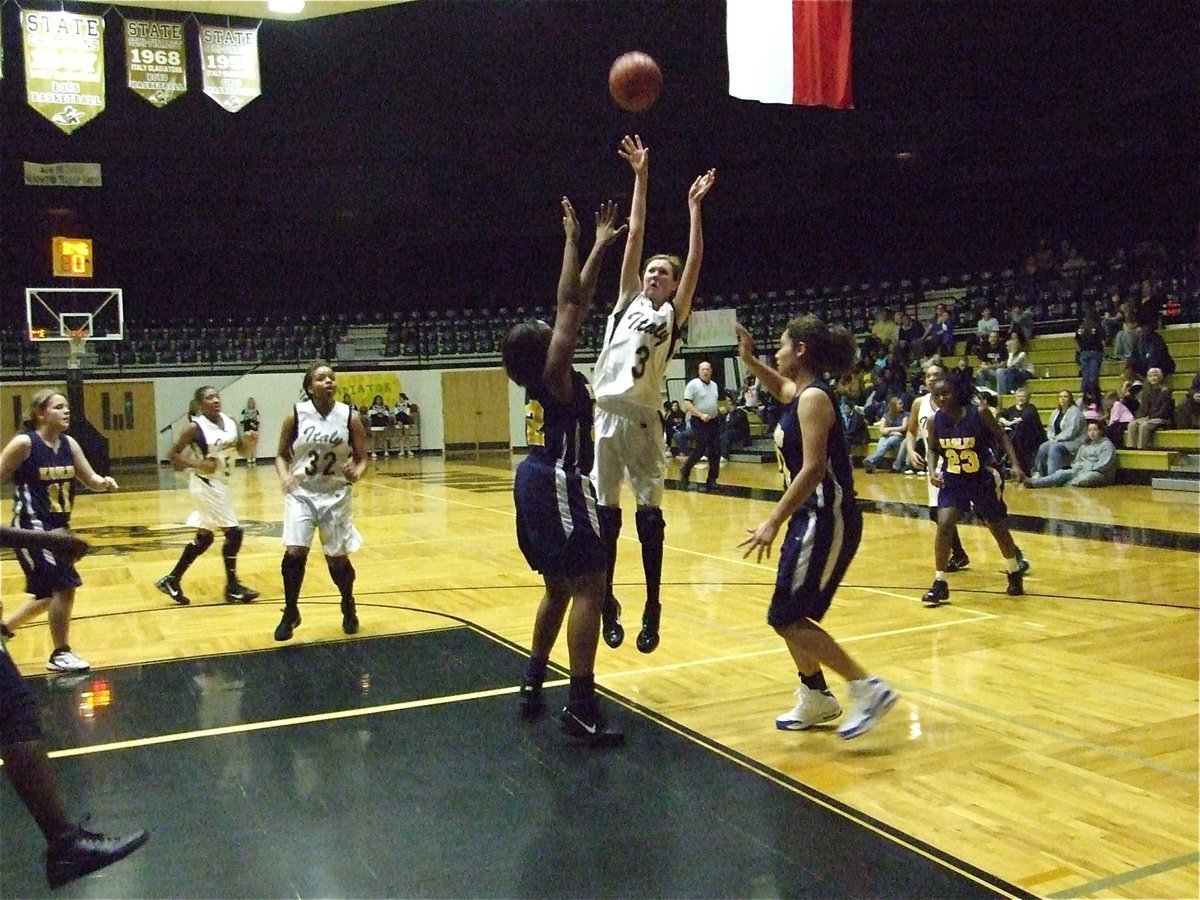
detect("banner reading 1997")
[199,24,261,113]
[21,10,106,134]
[125,19,187,107]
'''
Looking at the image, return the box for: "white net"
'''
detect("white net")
[66,330,89,370]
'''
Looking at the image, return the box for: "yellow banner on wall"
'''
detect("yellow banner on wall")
[125,19,187,107]
[336,373,403,411]
[21,10,106,134]
[198,24,260,113]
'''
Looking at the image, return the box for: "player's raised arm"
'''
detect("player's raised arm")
[672,168,716,325]
[735,322,796,405]
[615,134,649,309]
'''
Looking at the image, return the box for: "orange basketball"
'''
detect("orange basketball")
[608,51,663,113]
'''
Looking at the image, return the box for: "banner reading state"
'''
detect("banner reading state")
[125,19,187,107]
[198,24,261,113]
[21,10,106,134]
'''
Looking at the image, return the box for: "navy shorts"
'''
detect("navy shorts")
[938,467,1008,521]
[0,649,44,744]
[768,501,863,628]
[514,457,604,578]
[13,530,82,598]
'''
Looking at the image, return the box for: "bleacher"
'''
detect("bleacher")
[859,323,1199,486]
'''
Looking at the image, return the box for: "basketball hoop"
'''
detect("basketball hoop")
[66,327,90,370]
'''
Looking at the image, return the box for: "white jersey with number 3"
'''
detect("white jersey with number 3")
[290,400,352,494]
[592,294,680,416]
[192,412,240,483]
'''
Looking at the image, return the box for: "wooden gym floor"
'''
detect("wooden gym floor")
[1,453,1196,898]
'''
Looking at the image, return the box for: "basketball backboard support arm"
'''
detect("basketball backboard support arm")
[25,287,125,341]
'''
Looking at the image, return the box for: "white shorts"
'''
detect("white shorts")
[592,406,666,508]
[186,476,239,530]
[282,486,363,556]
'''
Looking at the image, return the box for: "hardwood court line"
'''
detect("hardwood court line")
[902,686,1198,782]
[37,680,569,763]
[608,697,1032,900]
[599,612,1000,682]
[1043,851,1200,899]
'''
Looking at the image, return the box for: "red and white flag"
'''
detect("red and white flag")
[727,0,853,109]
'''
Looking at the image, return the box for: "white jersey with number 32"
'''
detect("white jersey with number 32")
[290,400,352,494]
[592,294,679,416]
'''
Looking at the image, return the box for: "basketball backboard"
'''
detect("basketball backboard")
[26,288,124,342]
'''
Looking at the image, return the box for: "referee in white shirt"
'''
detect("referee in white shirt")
[680,361,722,490]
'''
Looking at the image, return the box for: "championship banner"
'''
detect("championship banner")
[198,24,261,113]
[125,19,187,107]
[21,10,106,134]
[24,161,103,187]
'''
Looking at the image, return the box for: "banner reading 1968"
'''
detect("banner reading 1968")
[125,19,187,107]
[199,24,261,113]
[21,10,106,134]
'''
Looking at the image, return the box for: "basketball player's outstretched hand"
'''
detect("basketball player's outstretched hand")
[618,134,648,173]
[594,200,626,246]
[739,518,780,562]
[734,322,755,360]
[99,475,119,491]
[561,197,579,241]
[689,169,716,206]
[342,460,361,484]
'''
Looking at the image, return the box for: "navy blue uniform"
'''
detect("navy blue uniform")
[10,433,82,597]
[768,380,863,627]
[934,403,1008,520]
[514,370,604,577]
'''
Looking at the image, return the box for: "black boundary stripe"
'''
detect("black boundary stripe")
[28,613,1034,899]
[462,616,1039,900]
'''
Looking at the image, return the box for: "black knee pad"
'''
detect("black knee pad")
[193,530,215,553]
[635,507,665,544]
[222,527,243,556]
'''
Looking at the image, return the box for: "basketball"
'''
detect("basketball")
[608,51,663,113]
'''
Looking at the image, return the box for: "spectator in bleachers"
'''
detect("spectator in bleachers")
[740,374,762,411]
[997,387,1046,475]
[862,397,909,474]
[1131,280,1163,329]
[974,331,1007,391]
[965,305,1000,358]
[1033,390,1085,475]
[839,393,869,452]
[1079,387,1105,424]
[923,307,957,359]
[663,400,687,455]
[1174,372,1200,429]
[1127,368,1174,449]
[1128,321,1176,380]
[1103,389,1135,446]
[1075,309,1106,396]
[894,310,925,361]
[1100,292,1127,344]
[1004,301,1035,346]
[997,334,1035,397]
[870,308,898,349]
[1112,317,1139,363]
[1060,244,1090,275]
[1024,421,1116,488]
